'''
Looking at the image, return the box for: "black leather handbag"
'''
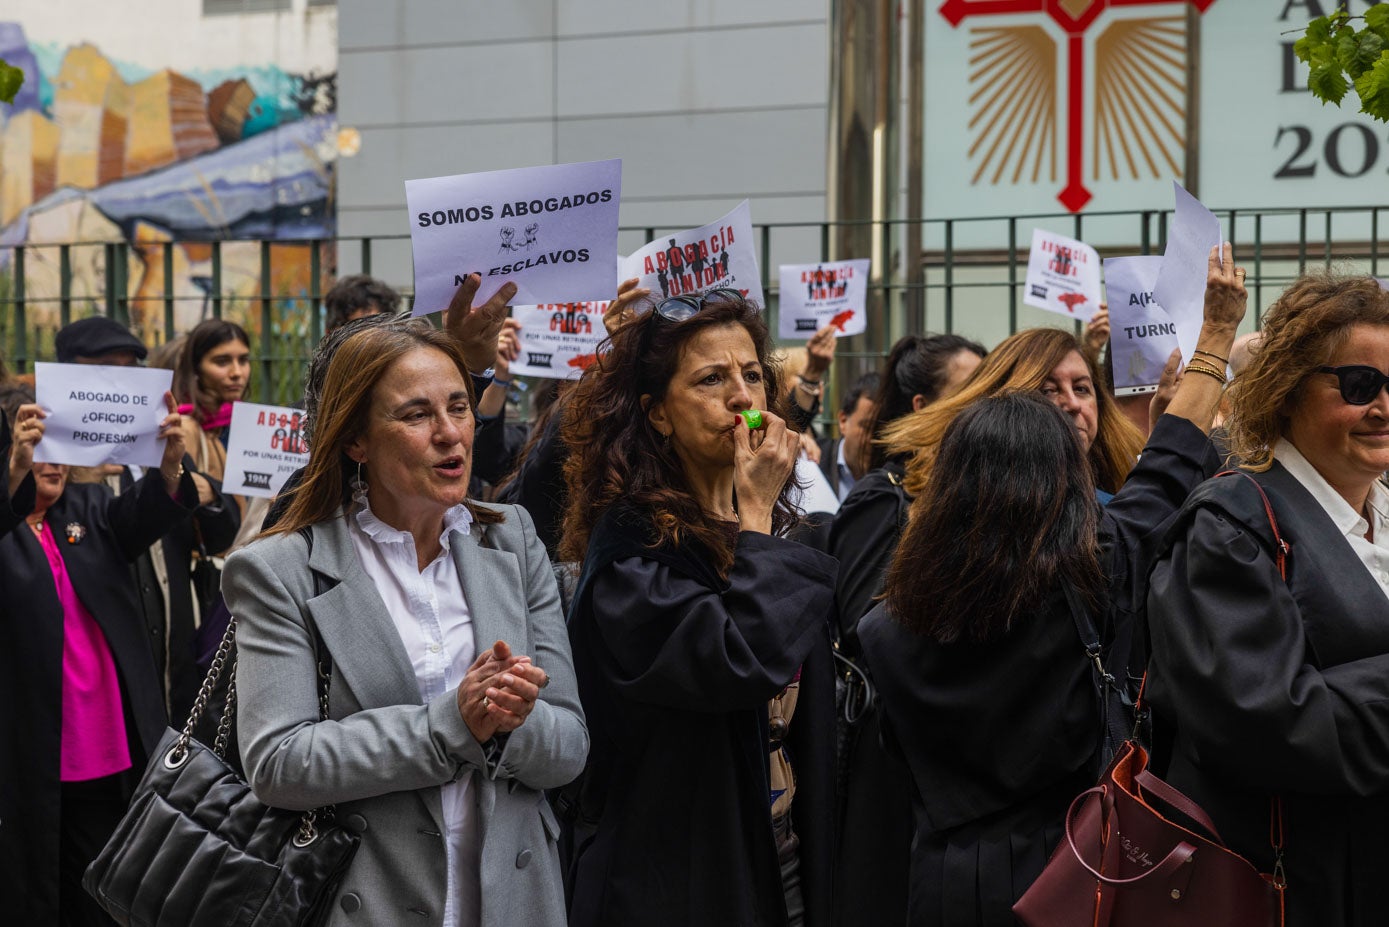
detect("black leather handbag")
[83,534,359,926]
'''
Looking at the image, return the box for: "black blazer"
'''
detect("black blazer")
[1148,464,1389,927]
[565,506,838,927]
[0,471,199,925]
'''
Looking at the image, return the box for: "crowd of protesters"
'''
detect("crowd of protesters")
[3,243,1389,927]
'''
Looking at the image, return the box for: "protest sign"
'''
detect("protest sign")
[1022,229,1102,322]
[777,259,870,339]
[620,200,763,307]
[1104,256,1179,397]
[1152,181,1222,364]
[221,402,311,499]
[508,301,612,380]
[404,159,622,316]
[33,363,172,468]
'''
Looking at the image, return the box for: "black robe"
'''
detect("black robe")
[1147,463,1389,927]
[565,506,838,927]
[0,471,199,925]
[827,459,909,650]
[110,461,241,722]
[496,411,567,558]
[825,458,912,927]
[859,414,1218,926]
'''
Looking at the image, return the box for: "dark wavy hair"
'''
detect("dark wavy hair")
[867,333,986,469]
[883,391,1104,643]
[559,297,798,573]
[324,275,402,333]
[175,319,250,423]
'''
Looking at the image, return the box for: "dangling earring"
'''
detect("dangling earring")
[352,460,367,495]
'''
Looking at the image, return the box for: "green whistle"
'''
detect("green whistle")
[740,409,765,430]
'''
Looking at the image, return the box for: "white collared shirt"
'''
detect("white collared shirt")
[347,493,479,927]
[835,440,857,503]
[1274,438,1389,598]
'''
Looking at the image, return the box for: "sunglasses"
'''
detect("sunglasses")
[651,287,744,323]
[1318,365,1389,405]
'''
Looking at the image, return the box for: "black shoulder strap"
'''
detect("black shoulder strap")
[1063,582,1133,769]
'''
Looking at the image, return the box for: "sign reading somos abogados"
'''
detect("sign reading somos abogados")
[405,159,622,316]
[33,362,173,468]
[221,402,312,500]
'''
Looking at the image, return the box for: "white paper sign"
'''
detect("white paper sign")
[33,363,172,467]
[777,259,870,339]
[1104,256,1178,397]
[1152,182,1221,364]
[221,402,311,499]
[620,200,763,308]
[404,159,622,315]
[1022,229,1102,322]
[788,455,840,516]
[508,301,611,380]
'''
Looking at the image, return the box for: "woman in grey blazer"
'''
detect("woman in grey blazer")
[223,319,587,927]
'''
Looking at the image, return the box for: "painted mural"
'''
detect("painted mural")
[0,20,337,352]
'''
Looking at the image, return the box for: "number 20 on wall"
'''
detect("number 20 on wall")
[1275,123,1386,179]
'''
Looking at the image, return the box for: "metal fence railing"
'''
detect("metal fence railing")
[2,205,1386,406]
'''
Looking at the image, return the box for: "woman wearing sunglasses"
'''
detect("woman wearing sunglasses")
[1147,273,1389,927]
[559,288,837,927]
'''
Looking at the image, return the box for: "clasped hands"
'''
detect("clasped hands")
[457,639,550,744]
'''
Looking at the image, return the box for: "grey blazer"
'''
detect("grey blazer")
[223,503,587,927]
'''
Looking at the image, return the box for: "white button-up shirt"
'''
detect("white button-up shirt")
[347,494,479,927]
[835,440,857,503]
[1275,438,1389,598]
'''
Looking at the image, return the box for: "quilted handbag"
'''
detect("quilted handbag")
[83,533,359,926]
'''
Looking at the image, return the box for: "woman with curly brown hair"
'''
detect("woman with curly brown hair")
[1147,272,1389,927]
[559,289,838,927]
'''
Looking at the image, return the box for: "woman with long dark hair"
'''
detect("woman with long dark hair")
[828,332,984,927]
[173,319,251,488]
[857,245,1248,925]
[560,289,837,927]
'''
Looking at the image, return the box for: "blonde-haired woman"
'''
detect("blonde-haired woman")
[881,326,1144,498]
[223,320,587,927]
[1147,272,1389,927]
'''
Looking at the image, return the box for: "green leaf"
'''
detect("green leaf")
[1367,4,1389,43]
[1296,15,1334,62]
[1310,61,1351,104]
[1340,31,1385,78]
[0,59,22,105]
[1354,50,1389,121]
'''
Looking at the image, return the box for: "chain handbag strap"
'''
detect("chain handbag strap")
[165,526,338,846]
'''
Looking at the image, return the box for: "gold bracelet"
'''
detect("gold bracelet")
[162,463,186,484]
[1183,364,1227,384]
[1185,361,1226,380]
[1192,349,1230,366]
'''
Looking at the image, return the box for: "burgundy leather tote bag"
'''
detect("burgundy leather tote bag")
[1013,741,1284,927]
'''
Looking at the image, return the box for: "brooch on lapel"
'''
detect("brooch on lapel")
[65,522,87,546]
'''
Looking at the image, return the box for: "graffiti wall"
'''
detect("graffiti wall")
[0,1,337,351]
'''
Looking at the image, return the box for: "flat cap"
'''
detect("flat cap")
[55,316,148,363]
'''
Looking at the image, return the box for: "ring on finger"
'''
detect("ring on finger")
[481,695,491,710]
[538,674,550,690]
